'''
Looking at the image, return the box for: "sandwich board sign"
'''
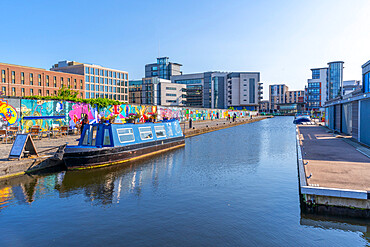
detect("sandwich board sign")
[8,134,38,160]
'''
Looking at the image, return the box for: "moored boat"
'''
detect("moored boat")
[293,114,311,124]
[62,119,185,170]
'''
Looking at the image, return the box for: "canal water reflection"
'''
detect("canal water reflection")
[0,117,368,246]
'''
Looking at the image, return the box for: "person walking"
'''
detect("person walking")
[80,114,89,134]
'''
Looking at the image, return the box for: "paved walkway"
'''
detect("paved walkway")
[298,125,370,191]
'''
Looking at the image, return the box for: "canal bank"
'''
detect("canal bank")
[296,124,370,218]
[0,116,269,180]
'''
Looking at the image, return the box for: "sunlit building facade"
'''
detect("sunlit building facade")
[51,60,129,101]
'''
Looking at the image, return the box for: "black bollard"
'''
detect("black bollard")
[189,118,192,129]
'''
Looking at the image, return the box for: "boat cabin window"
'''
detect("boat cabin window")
[91,126,98,146]
[154,126,166,138]
[103,128,111,146]
[117,128,135,143]
[82,126,91,145]
[139,127,153,140]
[82,125,97,146]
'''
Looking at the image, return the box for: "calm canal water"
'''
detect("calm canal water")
[0,117,368,246]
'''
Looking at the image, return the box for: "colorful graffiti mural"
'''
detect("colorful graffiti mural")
[0,97,256,131]
[0,99,18,129]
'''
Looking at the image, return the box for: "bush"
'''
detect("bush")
[24,86,127,108]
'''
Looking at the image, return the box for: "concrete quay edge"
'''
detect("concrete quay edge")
[184,116,271,138]
[296,125,370,212]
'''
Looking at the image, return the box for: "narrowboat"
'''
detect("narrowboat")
[62,120,185,170]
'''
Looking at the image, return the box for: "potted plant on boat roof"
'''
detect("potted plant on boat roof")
[108,114,118,124]
[135,112,142,123]
[126,113,136,124]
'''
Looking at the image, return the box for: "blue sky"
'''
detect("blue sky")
[1,0,369,99]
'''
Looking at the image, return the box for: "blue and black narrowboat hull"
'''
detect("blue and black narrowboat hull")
[63,136,185,170]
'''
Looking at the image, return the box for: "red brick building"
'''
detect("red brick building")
[0,62,84,98]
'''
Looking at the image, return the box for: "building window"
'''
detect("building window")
[80,80,83,89]
[12,87,16,96]
[166,87,176,90]
[109,71,112,77]
[68,78,71,87]
[54,90,57,95]
[86,84,90,91]
[46,90,49,96]
[91,76,94,83]
[91,68,94,75]
[21,88,25,97]
[38,89,42,96]
[30,73,33,85]
[166,100,176,103]
[11,71,15,84]
[86,92,90,98]
[312,69,320,79]
[61,77,64,87]
[54,76,57,87]
[46,75,49,86]
[74,79,77,89]
[21,72,25,84]
[2,86,6,95]
[1,70,5,83]
[95,68,98,75]
[85,67,90,74]
[104,70,108,77]
[100,78,103,84]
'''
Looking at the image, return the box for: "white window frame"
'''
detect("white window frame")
[117,128,135,143]
[139,127,153,140]
[154,126,166,138]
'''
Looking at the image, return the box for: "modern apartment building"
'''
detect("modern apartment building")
[145,57,182,80]
[51,60,129,101]
[269,84,289,111]
[130,77,185,106]
[227,72,261,111]
[286,90,304,103]
[128,80,143,104]
[172,71,261,110]
[171,72,208,108]
[0,62,84,98]
[327,61,344,100]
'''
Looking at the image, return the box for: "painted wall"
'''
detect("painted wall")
[0,97,256,131]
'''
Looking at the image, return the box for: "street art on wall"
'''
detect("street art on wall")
[0,98,256,131]
[0,99,18,129]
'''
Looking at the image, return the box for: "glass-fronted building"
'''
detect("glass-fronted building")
[145,57,182,80]
[327,61,344,100]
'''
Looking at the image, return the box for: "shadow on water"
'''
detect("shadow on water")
[300,211,370,244]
